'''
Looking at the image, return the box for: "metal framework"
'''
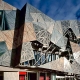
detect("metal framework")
[0,0,80,76]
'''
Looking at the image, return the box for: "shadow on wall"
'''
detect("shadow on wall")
[10,4,26,67]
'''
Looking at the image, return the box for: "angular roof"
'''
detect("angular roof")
[39,57,80,74]
[39,57,72,73]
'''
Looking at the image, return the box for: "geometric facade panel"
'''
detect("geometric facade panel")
[0,10,16,30]
[23,23,36,42]
[69,20,80,38]
[20,42,34,63]
[51,21,67,50]
[73,52,80,65]
[5,10,16,30]
[71,61,80,74]
[0,41,8,56]
[0,0,16,10]
[60,20,80,39]
[61,20,70,35]
[70,41,80,53]
[1,1,80,76]
[1,1,80,78]
[0,23,36,50]
[39,57,64,72]
[25,4,55,47]
[0,50,11,66]
[0,42,35,66]
[1,30,14,50]
[33,24,51,47]
[77,20,80,34]
[39,57,72,73]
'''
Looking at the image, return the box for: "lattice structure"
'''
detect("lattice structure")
[0,50,11,66]
[61,20,70,35]
[33,24,51,47]
[0,42,35,66]
[0,21,36,66]
[77,20,80,33]
[25,3,55,47]
[69,20,80,39]
[60,20,80,39]
[1,1,80,76]
[20,42,34,63]
[51,21,67,51]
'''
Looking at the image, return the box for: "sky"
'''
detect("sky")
[3,0,80,20]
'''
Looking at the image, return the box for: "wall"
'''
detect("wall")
[4,72,19,80]
[51,74,56,80]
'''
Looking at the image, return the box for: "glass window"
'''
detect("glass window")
[37,52,41,65]
[0,11,3,29]
[41,54,45,64]
[56,54,59,60]
[25,61,29,65]
[51,54,55,61]
[48,54,51,62]
[34,50,41,65]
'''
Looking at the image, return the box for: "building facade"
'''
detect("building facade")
[0,0,80,80]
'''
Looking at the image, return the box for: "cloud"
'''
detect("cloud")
[3,0,80,20]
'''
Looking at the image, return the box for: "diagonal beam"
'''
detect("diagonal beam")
[33,44,52,66]
[41,47,56,65]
